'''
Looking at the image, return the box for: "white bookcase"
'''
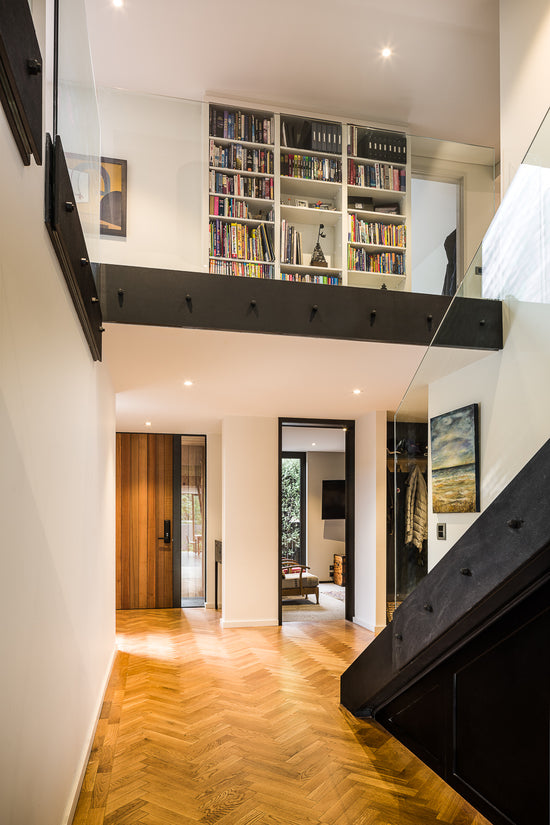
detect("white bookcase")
[206,101,410,290]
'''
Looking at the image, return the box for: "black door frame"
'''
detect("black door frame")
[281,451,307,566]
[278,418,355,625]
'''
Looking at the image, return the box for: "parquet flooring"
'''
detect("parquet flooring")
[73,610,491,825]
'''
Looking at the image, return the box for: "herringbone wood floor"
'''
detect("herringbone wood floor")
[73,610,491,825]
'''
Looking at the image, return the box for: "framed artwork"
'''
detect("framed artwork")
[430,403,480,513]
[65,154,127,238]
[100,156,127,237]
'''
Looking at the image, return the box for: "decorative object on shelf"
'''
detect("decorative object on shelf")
[310,224,328,267]
[430,403,480,513]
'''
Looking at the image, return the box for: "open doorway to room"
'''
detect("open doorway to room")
[279,419,354,625]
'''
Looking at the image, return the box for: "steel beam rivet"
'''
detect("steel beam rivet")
[99,326,105,333]
[480,319,486,326]
[80,257,89,266]
[423,603,433,613]
[507,518,524,529]
[91,296,99,303]
[460,567,472,576]
[65,201,74,212]
[395,633,403,641]
[250,299,257,308]
[27,58,42,75]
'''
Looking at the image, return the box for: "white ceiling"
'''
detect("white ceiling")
[85,0,500,153]
[104,323,493,434]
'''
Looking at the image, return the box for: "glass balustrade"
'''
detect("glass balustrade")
[389,106,550,621]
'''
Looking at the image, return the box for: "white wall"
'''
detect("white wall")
[500,0,550,194]
[354,411,387,633]
[0,25,116,825]
[306,451,345,580]
[205,433,222,608]
[428,300,550,568]
[221,417,278,627]
[97,87,205,272]
[411,178,458,295]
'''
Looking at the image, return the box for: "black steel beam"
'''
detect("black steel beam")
[45,134,103,361]
[97,264,502,351]
[0,0,42,165]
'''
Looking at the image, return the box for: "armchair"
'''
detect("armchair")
[281,559,319,604]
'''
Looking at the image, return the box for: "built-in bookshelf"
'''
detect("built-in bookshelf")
[206,103,410,289]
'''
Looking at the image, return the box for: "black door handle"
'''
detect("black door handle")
[158,519,171,543]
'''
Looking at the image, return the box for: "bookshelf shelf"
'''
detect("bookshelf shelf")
[209,136,274,150]
[210,255,275,265]
[280,176,341,196]
[348,241,406,253]
[206,102,410,290]
[348,208,406,225]
[280,263,342,275]
[280,204,341,226]
[210,166,273,179]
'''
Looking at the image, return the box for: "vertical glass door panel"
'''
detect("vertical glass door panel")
[281,453,306,565]
[181,436,206,607]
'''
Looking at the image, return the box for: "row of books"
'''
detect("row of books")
[347,248,405,275]
[209,107,273,145]
[209,140,274,174]
[209,259,275,279]
[348,126,407,164]
[348,161,406,192]
[348,215,406,248]
[209,196,274,221]
[209,171,274,200]
[280,220,303,265]
[281,272,341,285]
[209,219,274,262]
[281,153,342,183]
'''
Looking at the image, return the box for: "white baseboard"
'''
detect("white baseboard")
[63,645,117,825]
[204,601,220,610]
[220,618,278,628]
[353,616,376,633]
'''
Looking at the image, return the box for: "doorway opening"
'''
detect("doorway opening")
[179,435,206,608]
[410,175,462,296]
[278,419,355,625]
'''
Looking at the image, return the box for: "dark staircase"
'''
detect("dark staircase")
[341,439,550,825]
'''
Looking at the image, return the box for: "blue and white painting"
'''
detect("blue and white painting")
[430,404,480,513]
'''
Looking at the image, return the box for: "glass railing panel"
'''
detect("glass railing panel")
[55,0,101,261]
[389,106,550,620]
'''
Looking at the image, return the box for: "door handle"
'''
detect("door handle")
[158,519,171,543]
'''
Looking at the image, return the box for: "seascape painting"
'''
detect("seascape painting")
[430,404,480,513]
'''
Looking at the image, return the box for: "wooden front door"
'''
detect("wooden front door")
[116,433,174,609]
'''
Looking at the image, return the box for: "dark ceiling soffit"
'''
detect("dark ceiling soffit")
[0,0,42,165]
[97,264,502,351]
[45,134,103,361]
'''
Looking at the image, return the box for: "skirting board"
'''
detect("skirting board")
[63,645,117,825]
[353,616,385,635]
[220,618,279,628]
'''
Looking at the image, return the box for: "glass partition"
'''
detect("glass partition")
[66,85,494,295]
[55,0,101,261]
[389,106,550,620]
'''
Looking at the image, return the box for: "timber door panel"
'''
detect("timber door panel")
[116,433,174,609]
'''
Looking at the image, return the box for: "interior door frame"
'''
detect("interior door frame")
[278,418,355,625]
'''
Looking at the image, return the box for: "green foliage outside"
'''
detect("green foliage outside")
[281,457,301,560]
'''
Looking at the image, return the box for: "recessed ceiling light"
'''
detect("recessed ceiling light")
[381,47,392,58]
[145,421,152,427]
[183,380,193,387]
[312,442,316,446]
[353,389,362,395]
[113,0,123,7]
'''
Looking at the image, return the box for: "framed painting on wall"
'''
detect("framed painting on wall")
[100,156,127,237]
[430,403,480,513]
